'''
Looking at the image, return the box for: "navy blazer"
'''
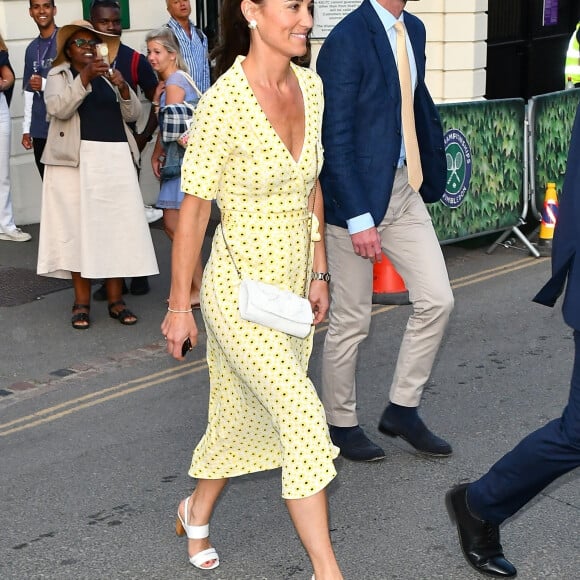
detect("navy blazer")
[317,0,446,229]
[533,103,580,331]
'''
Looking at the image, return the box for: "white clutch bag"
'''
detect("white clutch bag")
[239,279,313,339]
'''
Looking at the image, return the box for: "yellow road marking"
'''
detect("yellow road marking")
[0,256,547,437]
[451,257,538,283]
[0,360,207,436]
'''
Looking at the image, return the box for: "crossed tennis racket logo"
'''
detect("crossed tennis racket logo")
[446,151,463,187]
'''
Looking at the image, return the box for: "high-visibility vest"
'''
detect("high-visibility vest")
[565,23,580,86]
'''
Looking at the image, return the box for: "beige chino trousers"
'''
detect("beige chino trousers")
[321,167,454,427]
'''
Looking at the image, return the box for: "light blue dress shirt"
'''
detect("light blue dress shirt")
[166,18,210,93]
[346,0,419,235]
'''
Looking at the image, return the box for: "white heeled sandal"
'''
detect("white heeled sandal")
[176,496,220,570]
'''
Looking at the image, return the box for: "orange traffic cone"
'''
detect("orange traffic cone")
[537,182,559,257]
[372,253,410,305]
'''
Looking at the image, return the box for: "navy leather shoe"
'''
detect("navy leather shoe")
[446,484,517,577]
[328,425,385,462]
[378,405,452,456]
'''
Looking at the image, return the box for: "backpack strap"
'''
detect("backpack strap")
[130,50,140,89]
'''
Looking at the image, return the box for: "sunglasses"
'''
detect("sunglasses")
[68,38,100,48]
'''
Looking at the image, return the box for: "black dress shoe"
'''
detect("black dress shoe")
[378,405,452,456]
[446,484,517,577]
[130,276,150,296]
[92,280,129,301]
[328,425,385,462]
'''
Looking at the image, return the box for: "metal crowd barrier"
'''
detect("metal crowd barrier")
[433,99,529,249]
[432,90,580,257]
[528,88,580,222]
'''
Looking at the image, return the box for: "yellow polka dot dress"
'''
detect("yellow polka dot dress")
[180,57,338,499]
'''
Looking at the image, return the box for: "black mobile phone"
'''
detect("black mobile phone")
[181,338,193,357]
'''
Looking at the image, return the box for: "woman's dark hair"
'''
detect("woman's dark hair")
[211,0,312,77]
[211,0,262,79]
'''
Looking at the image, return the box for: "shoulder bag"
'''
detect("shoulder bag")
[221,174,318,339]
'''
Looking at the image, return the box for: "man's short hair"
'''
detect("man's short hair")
[30,0,56,6]
[90,0,120,10]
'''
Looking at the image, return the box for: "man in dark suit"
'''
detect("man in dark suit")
[446,104,580,578]
[317,0,454,461]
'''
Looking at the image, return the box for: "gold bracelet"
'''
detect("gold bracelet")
[167,307,193,313]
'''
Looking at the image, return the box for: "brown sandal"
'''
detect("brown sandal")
[108,300,137,325]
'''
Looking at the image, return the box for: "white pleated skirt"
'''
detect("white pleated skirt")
[37,140,159,280]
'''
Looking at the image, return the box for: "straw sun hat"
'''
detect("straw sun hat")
[52,20,120,67]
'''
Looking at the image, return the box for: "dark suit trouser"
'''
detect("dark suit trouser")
[468,330,580,525]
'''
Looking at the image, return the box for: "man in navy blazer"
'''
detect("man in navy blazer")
[317,0,454,461]
[446,104,580,578]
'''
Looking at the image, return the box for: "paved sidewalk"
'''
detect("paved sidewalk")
[0,215,217,397]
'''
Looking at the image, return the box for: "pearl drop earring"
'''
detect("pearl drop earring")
[248,19,257,30]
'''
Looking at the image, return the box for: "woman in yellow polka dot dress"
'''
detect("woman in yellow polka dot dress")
[161,1,342,578]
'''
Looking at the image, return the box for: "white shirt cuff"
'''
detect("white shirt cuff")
[22,90,33,134]
[346,213,375,235]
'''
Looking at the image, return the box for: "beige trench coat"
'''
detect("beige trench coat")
[41,62,141,167]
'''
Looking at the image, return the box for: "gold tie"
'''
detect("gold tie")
[394,21,423,191]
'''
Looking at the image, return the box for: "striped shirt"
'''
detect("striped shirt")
[167,17,210,92]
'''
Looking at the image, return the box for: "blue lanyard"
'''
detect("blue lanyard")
[36,28,57,68]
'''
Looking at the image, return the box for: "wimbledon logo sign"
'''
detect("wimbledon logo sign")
[442,129,472,208]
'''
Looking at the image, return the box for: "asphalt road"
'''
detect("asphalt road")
[1,226,579,579]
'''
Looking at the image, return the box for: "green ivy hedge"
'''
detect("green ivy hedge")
[532,89,580,211]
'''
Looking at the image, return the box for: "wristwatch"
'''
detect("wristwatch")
[311,271,331,282]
